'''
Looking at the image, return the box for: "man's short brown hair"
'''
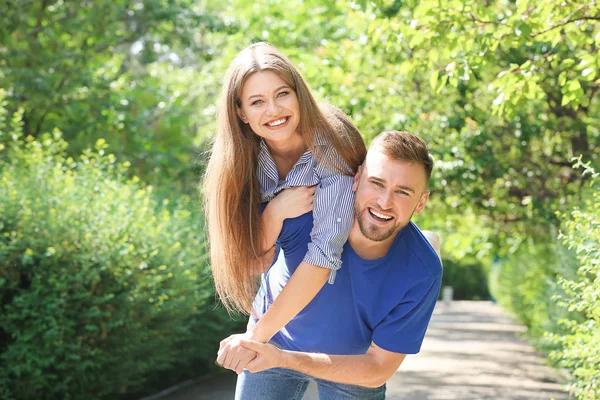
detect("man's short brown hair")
[370,130,434,183]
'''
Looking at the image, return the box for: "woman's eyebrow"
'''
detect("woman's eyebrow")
[246,85,290,102]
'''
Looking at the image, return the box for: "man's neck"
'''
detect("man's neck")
[347,223,396,260]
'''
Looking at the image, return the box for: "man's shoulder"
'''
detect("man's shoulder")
[393,222,443,280]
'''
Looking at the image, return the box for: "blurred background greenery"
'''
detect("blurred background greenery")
[0,0,598,399]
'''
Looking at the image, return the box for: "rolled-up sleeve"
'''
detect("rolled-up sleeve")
[302,159,355,284]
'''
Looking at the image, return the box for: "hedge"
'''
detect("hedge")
[0,93,238,399]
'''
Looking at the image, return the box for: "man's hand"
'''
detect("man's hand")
[216,333,257,374]
[239,339,285,373]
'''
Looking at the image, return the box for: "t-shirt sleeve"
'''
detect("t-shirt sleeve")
[302,169,354,284]
[372,275,442,354]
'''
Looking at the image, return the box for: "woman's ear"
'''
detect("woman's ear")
[237,106,248,124]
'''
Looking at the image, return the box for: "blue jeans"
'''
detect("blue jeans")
[235,367,386,400]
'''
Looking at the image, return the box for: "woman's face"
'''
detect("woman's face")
[237,70,301,146]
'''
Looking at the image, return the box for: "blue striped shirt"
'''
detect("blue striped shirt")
[257,138,355,284]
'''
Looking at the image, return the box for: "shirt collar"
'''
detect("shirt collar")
[259,139,313,170]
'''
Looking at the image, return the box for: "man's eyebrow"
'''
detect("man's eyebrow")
[370,176,416,193]
[246,85,290,102]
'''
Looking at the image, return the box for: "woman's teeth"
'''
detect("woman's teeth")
[267,117,287,127]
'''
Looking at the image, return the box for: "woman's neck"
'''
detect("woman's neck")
[265,134,307,179]
[265,134,306,159]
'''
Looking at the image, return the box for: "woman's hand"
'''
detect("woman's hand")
[217,333,258,375]
[266,185,317,222]
[260,185,317,256]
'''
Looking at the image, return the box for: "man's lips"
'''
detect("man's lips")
[368,207,394,222]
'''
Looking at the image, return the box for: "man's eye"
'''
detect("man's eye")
[371,181,383,187]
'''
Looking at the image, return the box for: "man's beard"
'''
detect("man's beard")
[354,203,410,243]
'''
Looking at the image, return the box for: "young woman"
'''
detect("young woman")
[203,42,366,365]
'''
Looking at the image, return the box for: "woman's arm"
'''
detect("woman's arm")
[217,261,330,370]
[251,168,355,341]
[218,153,355,370]
[251,186,317,276]
[260,185,317,253]
[249,260,330,341]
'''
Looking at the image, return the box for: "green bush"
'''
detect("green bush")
[440,259,490,300]
[489,159,600,398]
[0,94,236,399]
[550,160,600,399]
[488,236,579,353]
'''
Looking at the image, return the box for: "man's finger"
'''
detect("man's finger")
[239,339,264,352]
[245,358,261,374]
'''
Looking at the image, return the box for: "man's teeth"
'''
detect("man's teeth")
[371,209,392,220]
[267,118,287,127]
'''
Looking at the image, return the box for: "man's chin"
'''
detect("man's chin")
[358,221,396,242]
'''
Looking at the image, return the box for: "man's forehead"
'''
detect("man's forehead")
[363,149,427,186]
[364,148,396,172]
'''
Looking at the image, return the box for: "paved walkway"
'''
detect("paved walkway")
[147,301,570,400]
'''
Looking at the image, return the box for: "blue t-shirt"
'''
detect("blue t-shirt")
[250,211,443,355]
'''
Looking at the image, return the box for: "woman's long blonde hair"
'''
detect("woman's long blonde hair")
[203,43,366,314]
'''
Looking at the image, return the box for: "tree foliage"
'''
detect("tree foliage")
[0,0,598,397]
[0,0,229,190]
[551,161,600,399]
[0,93,237,399]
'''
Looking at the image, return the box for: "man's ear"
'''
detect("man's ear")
[237,106,248,124]
[352,165,362,192]
[414,190,430,215]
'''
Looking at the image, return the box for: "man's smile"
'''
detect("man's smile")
[368,207,394,222]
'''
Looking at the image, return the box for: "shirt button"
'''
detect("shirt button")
[336,218,341,223]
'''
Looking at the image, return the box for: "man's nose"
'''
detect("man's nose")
[377,190,393,209]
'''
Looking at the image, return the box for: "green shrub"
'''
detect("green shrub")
[489,237,579,353]
[550,159,600,399]
[489,158,600,398]
[440,259,490,300]
[0,92,236,400]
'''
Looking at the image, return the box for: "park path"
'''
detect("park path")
[144,301,570,400]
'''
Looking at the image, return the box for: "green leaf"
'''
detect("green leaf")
[567,80,581,92]
[561,58,576,69]
[581,68,596,81]
[559,71,567,86]
[430,70,439,89]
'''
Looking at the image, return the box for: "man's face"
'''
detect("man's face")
[352,147,430,243]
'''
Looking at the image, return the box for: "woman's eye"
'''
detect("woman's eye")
[277,91,289,97]
[251,99,264,106]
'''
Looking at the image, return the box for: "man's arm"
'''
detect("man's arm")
[240,340,406,388]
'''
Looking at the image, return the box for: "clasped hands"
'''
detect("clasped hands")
[217,332,284,374]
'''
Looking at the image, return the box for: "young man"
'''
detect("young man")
[220,131,442,399]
